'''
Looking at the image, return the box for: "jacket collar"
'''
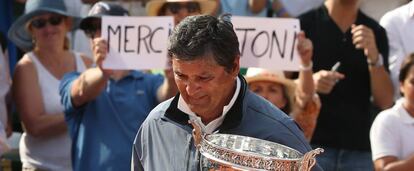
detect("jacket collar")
[164,74,247,131]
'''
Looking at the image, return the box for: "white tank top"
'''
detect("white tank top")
[20,51,86,171]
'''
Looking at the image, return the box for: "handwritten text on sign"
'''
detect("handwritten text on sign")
[102,16,173,70]
[232,16,301,71]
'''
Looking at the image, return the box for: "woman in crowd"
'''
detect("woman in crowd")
[8,0,90,170]
[370,53,414,171]
[246,32,320,141]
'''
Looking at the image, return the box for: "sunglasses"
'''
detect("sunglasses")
[83,20,101,38]
[30,15,65,29]
[164,2,201,14]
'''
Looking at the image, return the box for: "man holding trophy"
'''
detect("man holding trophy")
[132,14,323,171]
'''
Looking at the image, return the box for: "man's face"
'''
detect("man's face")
[172,55,239,119]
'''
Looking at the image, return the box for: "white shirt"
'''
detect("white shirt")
[370,98,414,161]
[360,0,408,22]
[178,77,240,134]
[380,1,414,100]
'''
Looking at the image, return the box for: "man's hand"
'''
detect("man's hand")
[164,58,175,86]
[92,38,113,77]
[313,70,345,94]
[157,57,178,102]
[351,24,380,63]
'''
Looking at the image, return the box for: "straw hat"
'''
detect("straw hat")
[246,68,296,108]
[146,0,217,16]
[7,0,79,51]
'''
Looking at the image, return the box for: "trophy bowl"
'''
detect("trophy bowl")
[198,134,323,171]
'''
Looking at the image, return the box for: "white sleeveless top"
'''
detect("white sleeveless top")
[20,51,86,171]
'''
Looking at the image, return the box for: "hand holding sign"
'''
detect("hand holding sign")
[297,31,313,67]
[92,38,113,77]
[164,58,175,87]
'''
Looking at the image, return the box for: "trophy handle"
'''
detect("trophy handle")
[299,148,324,171]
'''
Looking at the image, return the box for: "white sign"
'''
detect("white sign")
[102,16,174,70]
[232,16,301,71]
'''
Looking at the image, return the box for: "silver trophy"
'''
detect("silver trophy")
[190,121,323,171]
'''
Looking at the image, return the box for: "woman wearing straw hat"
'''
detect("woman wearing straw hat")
[8,0,91,170]
[246,32,321,141]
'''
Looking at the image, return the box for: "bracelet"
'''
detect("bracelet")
[299,62,313,71]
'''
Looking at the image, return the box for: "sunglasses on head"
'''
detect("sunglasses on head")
[83,20,101,38]
[30,15,65,29]
[165,2,201,14]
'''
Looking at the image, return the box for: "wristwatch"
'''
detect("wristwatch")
[367,54,383,67]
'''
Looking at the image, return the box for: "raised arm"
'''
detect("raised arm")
[351,24,393,109]
[295,31,315,107]
[70,38,112,107]
[156,58,178,102]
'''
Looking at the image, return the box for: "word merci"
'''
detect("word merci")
[106,24,171,54]
[102,16,173,70]
[232,16,301,71]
